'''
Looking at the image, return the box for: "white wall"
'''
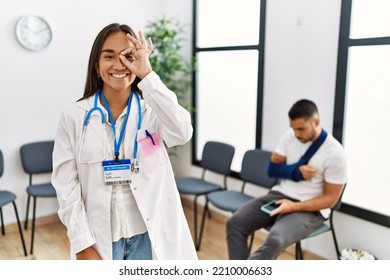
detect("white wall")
[262,0,340,148]
[2,0,389,260]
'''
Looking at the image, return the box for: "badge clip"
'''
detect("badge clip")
[132,159,140,174]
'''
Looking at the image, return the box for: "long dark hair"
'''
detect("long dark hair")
[79,23,142,101]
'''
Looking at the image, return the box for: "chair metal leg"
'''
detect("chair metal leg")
[295,241,303,260]
[0,207,4,235]
[196,200,209,251]
[12,201,28,256]
[193,196,199,249]
[30,196,37,254]
[330,218,341,259]
[24,195,31,229]
[192,195,212,251]
[248,233,255,253]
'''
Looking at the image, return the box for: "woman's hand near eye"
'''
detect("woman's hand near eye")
[119,31,153,79]
[123,53,135,61]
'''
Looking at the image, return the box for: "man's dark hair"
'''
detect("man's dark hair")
[288,99,318,120]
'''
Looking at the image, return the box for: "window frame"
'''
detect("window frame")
[191,0,267,178]
[334,0,390,227]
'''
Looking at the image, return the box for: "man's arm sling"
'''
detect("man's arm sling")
[267,129,328,181]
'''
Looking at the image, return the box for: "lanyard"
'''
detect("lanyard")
[99,89,142,162]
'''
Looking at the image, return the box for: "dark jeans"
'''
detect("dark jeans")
[226,191,325,260]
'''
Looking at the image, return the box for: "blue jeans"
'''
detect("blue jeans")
[112,232,153,260]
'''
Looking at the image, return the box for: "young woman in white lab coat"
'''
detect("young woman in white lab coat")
[51,23,197,260]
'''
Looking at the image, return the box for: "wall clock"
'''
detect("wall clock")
[16,15,52,51]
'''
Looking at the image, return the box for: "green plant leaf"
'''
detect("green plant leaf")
[145,15,195,113]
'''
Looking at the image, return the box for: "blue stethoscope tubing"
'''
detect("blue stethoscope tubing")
[82,88,142,162]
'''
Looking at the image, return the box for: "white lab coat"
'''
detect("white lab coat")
[51,72,197,260]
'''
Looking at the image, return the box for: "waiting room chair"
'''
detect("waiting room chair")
[20,140,56,254]
[198,149,277,250]
[175,141,235,250]
[287,184,347,260]
[0,150,27,256]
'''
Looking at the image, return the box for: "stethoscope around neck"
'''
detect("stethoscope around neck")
[79,88,142,164]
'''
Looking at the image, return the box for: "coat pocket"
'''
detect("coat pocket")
[138,130,161,157]
[137,130,167,172]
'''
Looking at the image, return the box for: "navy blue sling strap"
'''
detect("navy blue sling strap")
[299,129,328,163]
[268,129,328,182]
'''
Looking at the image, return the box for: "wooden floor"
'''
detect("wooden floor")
[0,198,322,260]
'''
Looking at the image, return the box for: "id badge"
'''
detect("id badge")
[102,159,131,186]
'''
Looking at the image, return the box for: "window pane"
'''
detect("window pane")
[196,50,259,171]
[197,0,261,48]
[343,45,390,216]
[350,0,390,39]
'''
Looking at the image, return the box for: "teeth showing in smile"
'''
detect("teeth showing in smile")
[112,73,127,78]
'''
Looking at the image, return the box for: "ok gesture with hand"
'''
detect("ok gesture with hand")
[119,31,153,79]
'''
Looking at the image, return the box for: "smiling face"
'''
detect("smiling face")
[95,31,136,95]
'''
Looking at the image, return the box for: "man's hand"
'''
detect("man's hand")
[270,199,298,216]
[298,164,317,180]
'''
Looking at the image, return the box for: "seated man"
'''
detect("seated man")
[226,99,347,260]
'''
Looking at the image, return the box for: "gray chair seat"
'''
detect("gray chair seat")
[207,191,253,212]
[308,223,330,237]
[0,190,17,206]
[176,178,222,195]
[26,183,56,197]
